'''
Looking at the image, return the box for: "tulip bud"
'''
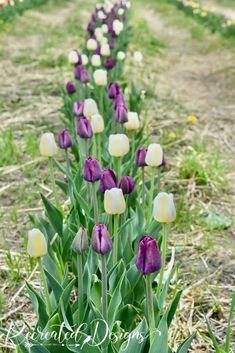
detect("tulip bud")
[134,51,143,63]
[58,128,72,149]
[113,19,124,35]
[83,157,102,182]
[66,81,76,94]
[118,176,135,194]
[77,117,93,139]
[87,22,95,35]
[80,68,90,84]
[114,93,126,110]
[102,24,108,33]
[117,51,126,61]
[83,98,99,119]
[27,229,47,258]
[40,132,58,157]
[101,43,111,57]
[108,134,129,157]
[99,169,117,192]
[105,58,115,70]
[68,50,81,65]
[87,38,98,51]
[92,224,112,255]
[153,192,176,223]
[135,235,162,274]
[104,187,126,215]
[124,112,140,131]
[73,100,84,116]
[81,54,89,66]
[91,54,101,67]
[118,8,125,16]
[93,69,108,86]
[145,143,163,167]
[91,114,104,133]
[135,147,148,167]
[72,227,89,253]
[108,82,120,99]
[115,105,128,123]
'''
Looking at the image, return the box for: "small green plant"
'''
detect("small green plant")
[5,250,22,284]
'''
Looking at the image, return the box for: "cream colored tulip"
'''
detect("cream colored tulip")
[124,112,140,131]
[145,143,163,167]
[98,10,106,20]
[91,54,101,67]
[153,192,176,223]
[102,24,108,33]
[81,54,88,66]
[91,114,104,133]
[104,188,126,215]
[113,19,124,35]
[118,8,125,16]
[100,44,110,57]
[100,37,108,45]
[68,50,79,65]
[83,98,99,119]
[40,133,58,157]
[108,134,129,157]
[27,229,47,258]
[117,51,126,61]
[93,69,107,86]
[87,38,98,51]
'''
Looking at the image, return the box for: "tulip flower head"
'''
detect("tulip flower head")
[72,227,89,253]
[108,134,129,157]
[58,128,72,149]
[136,147,148,167]
[101,43,111,56]
[68,49,81,65]
[92,224,113,255]
[105,58,115,70]
[91,114,104,133]
[81,54,89,66]
[113,19,124,35]
[118,176,135,194]
[99,169,117,192]
[77,117,93,139]
[66,81,76,94]
[87,38,98,51]
[91,54,101,67]
[40,133,58,157]
[124,112,140,131]
[136,235,162,275]
[104,187,126,215]
[145,143,163,167]
[115,104,128,123]
[153,192,176,224]
[27,229,47,258]
[108,82,120,99]
[117,51,126,61]
[73,100,84,116]
[83,157,102,182]
[83,98,99,119]
[93,69,108,86]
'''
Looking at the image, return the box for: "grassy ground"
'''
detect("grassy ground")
[0,0,235,352]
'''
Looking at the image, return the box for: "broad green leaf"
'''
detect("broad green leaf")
[44,269,63,302]
[41,193,63,237]
[150,313,168,353]
[225,292,235,352]
[119,319,148,353]
[108,271,125,328]
[26,282,48,329]
[176,333,196,353]
[167,290,182,327]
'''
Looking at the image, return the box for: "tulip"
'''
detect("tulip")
[91,114,104,134]
[104,187,126,215]
[102,24,108,33]
[100,43,111,56]
[93,69,108,86]
[77,117,93,139]
[87,22,95,35]
[115,105,128,123]
[73,101,84,116]
[124,112,140,131]
[92,224,113,255]
[134,51,143,63]
[153,192,176,224]
[117,51,126,61]
[99,169,117,192]
[100,37,108,45]
[136,147,147,167]
[75,65,83,80]
[80,68,90,84]
[40,133,58,157]
[83,157,102,182]
[83,98,99,119]
[94,45,101,55]
[118,8,125,16]
[113,19,124,35]
[66,81,76,94]
[27,228,47,258]
[58,128,72,149]
[108,38,115,49]
[87,38,98,50]
[72,227,89,253]
[114,93,126,109]
[118,176,135,194]
[105,58,115,70]
[145,143,163,167]
[91,54,101,67]
[108,82,120,99]
[81,54,89,66]
[108,134,129,157]
[68,50,81,65]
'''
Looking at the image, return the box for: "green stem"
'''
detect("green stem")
[48,157,60,211]
[146,274,155,348]
[113,215,119,266]
[100,87,104,118]
[147,167,155,222]
[93,134,97,158]
[92,183,99,223]
[117,157,121,179]
[77,253,84,324]
[97,133,101,163]
[101,255,107,322]
[157,224,168,299]
[131,133,135,161]
[141,167,145,207]
[38,258,52,316]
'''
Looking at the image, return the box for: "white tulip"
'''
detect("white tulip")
[100,37,108,45]
[87,38,98,51]
[93,69,107,86]
[40,133,58,157]
[126,1,131,9]
[83,98,99,119]
[81,54,88,66]
[153,192,176,223]
[117,51,126,61]
[102,24,108,33]
[108,134,129,157]
[104,188,126,215]
[98,10,106,20]
[145,143,163,167]
[124,112,140,131]
[68,50,79,65]
[113,19,124,35]
[91,54,101,67]
[27,229,47,258]
[118,8,125,16]
[101,43,110,57]
[91,114,104,133]
[134,51,143,63]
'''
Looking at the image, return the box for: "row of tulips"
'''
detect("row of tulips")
[1,1,196,352]
[170,0,235,36]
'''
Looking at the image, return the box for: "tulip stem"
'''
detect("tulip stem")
[93,134,98,158]
[101,255,108,323]
[146,274,155,347]
[48,157,60,211]
[77,253,84,324]
[116,157,121,179]
[38,258,52,316]
[157,224,168,299]
[113,215,119,266]
[141,167,145,207]
[92,183,99,223]
[97,133,101,163]
[147,167,155,222]
[100,87,104,118]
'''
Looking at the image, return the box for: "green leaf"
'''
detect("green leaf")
[225,292,235,352]
[116,304,139,331]
[26,282,48,329]
[108,271,126,328]
[119,319,148,353]
[66,333,102,353]
[167,290,182,327]
[176,333,196,353]
[150,313,168,353]
[44,269,63,302]
[206,319,221,353]
[41,193,63,237]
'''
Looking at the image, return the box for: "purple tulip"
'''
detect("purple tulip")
[87,22,95,35]
[114,94,126,110]
[83,157,102,182]
[80,68,90,84]
[108,38,115,49]
[94,46,101,55]
[73,101,84,116]
[66,81,76,94]
[135,148,148,167]
[92,224,113,255]
[108,82,120,99]
[77,117,93,139]
[105,58,115,70]
[118,176,135,194]
[58,128,72,149]
[75,65,83,80]
[115,104,128,123]
[99,169,117,192]
[135,236,162,275]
